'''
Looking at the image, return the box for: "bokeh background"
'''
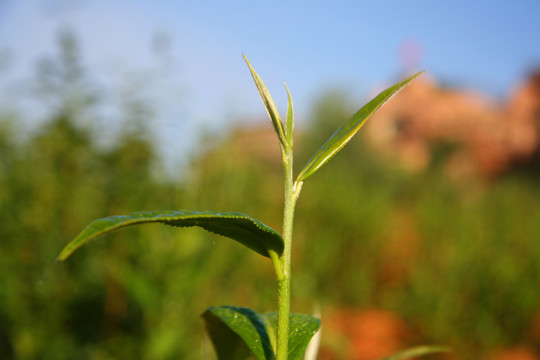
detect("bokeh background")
[1,1,540,359]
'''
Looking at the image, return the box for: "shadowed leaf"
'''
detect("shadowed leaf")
[203,306,321,360]
[203,306,275,360]
[262,311,321,360]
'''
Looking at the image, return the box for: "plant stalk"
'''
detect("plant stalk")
[275,146,302,360]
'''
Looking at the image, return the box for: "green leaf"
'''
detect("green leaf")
[262,311,321,360]
[379,345,451,360]
[285,83,294,148]
[243,54,288,151]
[203,306,275,360]
[202,306,321,360]
[296,72,423,182]
[57,210,284,261]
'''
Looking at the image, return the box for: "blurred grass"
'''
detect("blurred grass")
[1,33,540,360]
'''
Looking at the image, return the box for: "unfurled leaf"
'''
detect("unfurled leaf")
[57,210,284,260]
[379,345,451,360]
[203,306,275,360]
[297,72,422,182]
[202,306,321,360]
[243,54,288,152]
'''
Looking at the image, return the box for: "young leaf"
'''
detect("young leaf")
[285,83,294,148]
[57,210,284,261]
[379,345,451,360]
[243,54,288,151]
[203,306,275,360]
[296,72,423,182]
[202,306,321,360]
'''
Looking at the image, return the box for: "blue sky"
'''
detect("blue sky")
[1,0,539,167]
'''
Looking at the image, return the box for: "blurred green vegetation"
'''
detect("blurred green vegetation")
[1,32,540,360]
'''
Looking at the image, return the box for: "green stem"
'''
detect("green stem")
[275,146,303,360]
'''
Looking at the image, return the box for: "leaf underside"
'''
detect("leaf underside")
[57,210,284,261]
[203,306,321,360]
[297,72,423,182]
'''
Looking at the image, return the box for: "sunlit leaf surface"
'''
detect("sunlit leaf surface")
[57,210,284,260]
[297,72,422,182]
[243,54,288,151]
